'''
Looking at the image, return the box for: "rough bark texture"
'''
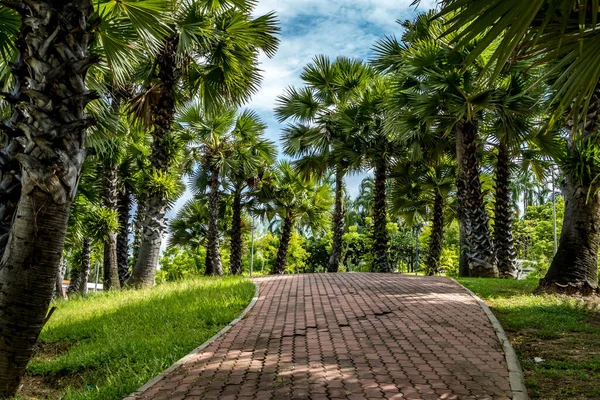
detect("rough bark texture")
[54,258,67,300]
[68,238,91,296]
[117,185,131,286]
[536,178,600,295]
[229,188,243,275]
[494,141,518,279]
[205,168,224,276]
[0,1,96,396]
[129,36,178,288]
[372,158,391,273]
[328,167,345,273]
[102,164,120,291]
[536,86,600,295]
[455,121,498,278]
[273,215,294,274]
[130,199,145,267]
[426,191,445,276]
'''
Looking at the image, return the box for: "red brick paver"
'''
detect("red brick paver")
[132,274,512,399]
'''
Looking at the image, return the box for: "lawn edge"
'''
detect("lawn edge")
[124,279,260,400]
[451,278,529,400]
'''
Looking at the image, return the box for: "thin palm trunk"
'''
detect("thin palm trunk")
[372,158,391,272]
[426,191,445,276]
[0,2,96,396]
[328,166,345,273]
[494,140,518,279]
[205,168,223,276]
[54,258,68,300]
[273,215,295,274]
[229,187,243,275]
[130,198,145,267]
[130,36,178,288]
[117,185,131,285]
[68,238,92,296]
[102,164,120,291]
[455,121,498,278]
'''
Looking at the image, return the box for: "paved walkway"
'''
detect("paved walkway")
[131,274,512,400]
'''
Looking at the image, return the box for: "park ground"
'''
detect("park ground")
[15,275,600,400]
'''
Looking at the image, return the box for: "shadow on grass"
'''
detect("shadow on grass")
[23,278,255,400]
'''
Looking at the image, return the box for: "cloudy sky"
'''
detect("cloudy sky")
[246,0,436,195]
[168,0,437,223]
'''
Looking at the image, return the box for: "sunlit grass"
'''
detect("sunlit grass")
[458,278,600,399]
[21,277,255,400]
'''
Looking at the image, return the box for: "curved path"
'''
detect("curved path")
[130,274,513,400]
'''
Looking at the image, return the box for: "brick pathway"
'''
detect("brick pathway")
[131,274,512,400]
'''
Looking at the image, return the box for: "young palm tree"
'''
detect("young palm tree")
[259,162,334,274]
[390,160,455,276]
[436,0,600,294]
[276,56,372,273]
[128,0,279,287]
[177,102,274,275]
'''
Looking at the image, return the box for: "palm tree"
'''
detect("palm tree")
[177,102,274,275]
[276,56,372,273]
[339,76,398,273]
[259,162,333,274]
[436,0,600,294]
[0,2,168,395]
[225,113,276,275]
[374,13,499,278]
[390,160,455,276]
[128,0,280,288]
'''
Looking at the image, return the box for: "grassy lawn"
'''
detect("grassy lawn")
[457,278,600,400]
[19,277,255,400]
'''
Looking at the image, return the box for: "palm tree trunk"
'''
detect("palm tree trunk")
[229,188,243,275]
[372,158,391,272]
[536,177,600,295]
[131,198,145,267]
[455,121,498,278]
[494,140,518,279]
[273,215,295,274]
[117,185,131,285]
[68,238,91,296]
[205,168,224,276]
[328,166,345,273]
[102,164,120,291]
[130,36,179,288]
[54,258,67,300]
[426,191,445,276]
[0,139,22,256]
[537,86,600,295]
[0,2,96,396]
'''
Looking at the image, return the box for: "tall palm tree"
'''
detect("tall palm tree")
[225,113,276,275]
[128,0,279,288]
[436,0,600,294]
[374,13,499,278]
[339,76,398,273]
[276,56,372,273]
[0,2,168,395]
[259,162,333,274]
[177,102,274,275]
[390,160,455,276]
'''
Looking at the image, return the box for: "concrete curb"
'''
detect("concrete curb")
[451,278,528,400]
[123,280,261,400]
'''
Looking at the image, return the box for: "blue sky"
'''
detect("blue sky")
[167,0,436,229]
[246,0,436,196]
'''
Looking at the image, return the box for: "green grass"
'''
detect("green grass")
[21,277,255,400]
[458,278,600,400]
